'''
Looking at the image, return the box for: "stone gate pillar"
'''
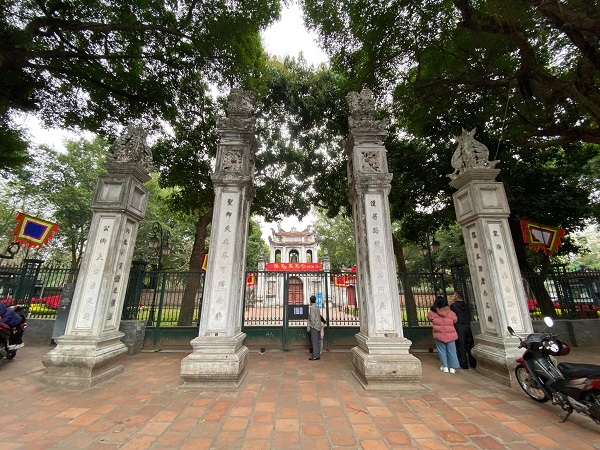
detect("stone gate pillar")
[347,89,422,389]
[180,89,257,388]
[448,128,533,386]
[42,126,151,388]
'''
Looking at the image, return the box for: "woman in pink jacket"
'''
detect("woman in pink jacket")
[427,296,460,373]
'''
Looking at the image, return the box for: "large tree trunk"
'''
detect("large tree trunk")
[392,234,420,326]
[177,208,212,326]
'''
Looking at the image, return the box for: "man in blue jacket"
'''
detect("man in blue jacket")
[0,303,23,329]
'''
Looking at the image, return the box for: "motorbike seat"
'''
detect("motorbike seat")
[557,362,600,378]
[0,322,11,332]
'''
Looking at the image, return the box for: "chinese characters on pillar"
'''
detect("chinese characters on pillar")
[366,195,392,332]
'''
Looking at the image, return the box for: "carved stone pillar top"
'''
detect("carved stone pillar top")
[217,88,256,132]
[346,89,388,145]
[107,125,153,175]
[447,128,499,181]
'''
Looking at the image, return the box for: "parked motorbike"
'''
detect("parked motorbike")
[508,317,600,424]
[0,305,27,360]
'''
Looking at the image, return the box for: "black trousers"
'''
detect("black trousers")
[455,327,476,369]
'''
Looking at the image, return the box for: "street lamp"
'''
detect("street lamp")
[147,222,171,325]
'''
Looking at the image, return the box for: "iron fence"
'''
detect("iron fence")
[523,267,600,320]
[131,271,205,326]
[0,262,79,319]
[2,260,598,326]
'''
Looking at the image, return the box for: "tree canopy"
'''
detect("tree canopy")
[303,0,600,150]
[1,0,281,170]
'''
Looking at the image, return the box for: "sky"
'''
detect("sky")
[18,3,328,242]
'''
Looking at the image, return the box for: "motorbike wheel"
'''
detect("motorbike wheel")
[6,350,16,360]
[515,366,550,402]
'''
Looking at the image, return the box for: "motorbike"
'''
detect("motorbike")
[508,317,600,424]
[0,305,27,361]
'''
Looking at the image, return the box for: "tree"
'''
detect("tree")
[8,138,108,267]
[300,2,600,276]
[2,0,282,171]
[151,57,349,324]
[303,0,600,150]
[312,208,355,270]
[246,219,269,270]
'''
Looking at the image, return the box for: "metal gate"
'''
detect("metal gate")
[242,270,360,350]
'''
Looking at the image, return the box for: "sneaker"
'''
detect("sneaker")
[449,368,456,374]
[441,366,449,373]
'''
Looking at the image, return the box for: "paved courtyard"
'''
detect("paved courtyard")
[1,344,599,449]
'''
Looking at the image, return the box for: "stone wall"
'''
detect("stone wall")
[472,319,598,347]
[25,318,146,354]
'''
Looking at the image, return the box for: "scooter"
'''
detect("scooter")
[507,317,600,424]
[0,305,27,360]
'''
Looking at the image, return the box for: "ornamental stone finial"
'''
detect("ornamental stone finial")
[448,128,499,180]
[109,124,152,172]
[346,89,388,132]
[218,88,256,130]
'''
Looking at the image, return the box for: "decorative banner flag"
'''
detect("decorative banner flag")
[13,212,59,248]
[246,272,256,287]
[520,219,565,256]
[200,253,208,271]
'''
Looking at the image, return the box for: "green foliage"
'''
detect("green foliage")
[301,1,600,272]
[303,0,600,150]
[312,207,356,269]
[7,138,108,267]
[1,0,281,171]
[255,57,352,221]
[246,219,269,270]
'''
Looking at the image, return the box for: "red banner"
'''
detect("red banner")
[333,273,356,287]
[246,273,256,286]
[265,262,323,272]
[520,219,565,256]
[13,212,59,248]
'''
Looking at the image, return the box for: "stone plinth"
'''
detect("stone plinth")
[180,333,248,389]
[352,334,422,390]
[43,333,127,388]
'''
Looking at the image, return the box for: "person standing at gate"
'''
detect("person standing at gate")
[427,296,460,373]
[450,291,477,369]
[307,295,322,360]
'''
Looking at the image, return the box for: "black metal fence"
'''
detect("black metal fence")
[2,260,598,324]
[0,261,205,324]
[523,267,600,320]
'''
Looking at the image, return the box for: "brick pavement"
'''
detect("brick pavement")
[0,344,599,449]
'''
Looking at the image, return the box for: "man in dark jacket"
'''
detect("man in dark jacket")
[450,291,477,369]
[0,303,23,329]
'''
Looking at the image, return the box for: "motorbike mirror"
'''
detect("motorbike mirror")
[544,317,554,328]
[507,326,515,336]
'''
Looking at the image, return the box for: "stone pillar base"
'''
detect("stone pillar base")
[42,332,127,388]
[471,334,522,387]
[351,333,422,390]
[180,332,248,389]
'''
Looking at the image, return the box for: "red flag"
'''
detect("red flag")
[13,212,59,248]
[520,220,565,256]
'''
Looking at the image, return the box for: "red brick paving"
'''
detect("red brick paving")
[0,345,599,449]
